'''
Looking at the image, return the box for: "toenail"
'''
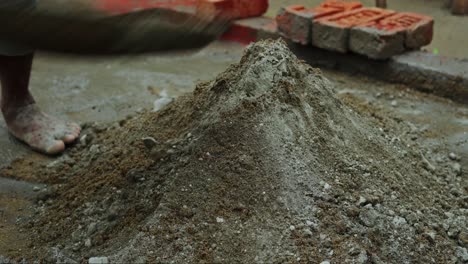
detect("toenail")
[47,141,66,154]
[63,135,77,143]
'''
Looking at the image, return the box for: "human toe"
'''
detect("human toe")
[60,125,81,144]
[45,140,66,155]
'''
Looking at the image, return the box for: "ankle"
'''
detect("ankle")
[1,97,35,117]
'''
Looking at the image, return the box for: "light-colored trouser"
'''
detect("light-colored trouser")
[0,0,36,56]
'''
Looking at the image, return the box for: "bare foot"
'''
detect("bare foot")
[2,103,81,154]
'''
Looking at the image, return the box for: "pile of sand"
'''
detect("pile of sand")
[2,40,466,263]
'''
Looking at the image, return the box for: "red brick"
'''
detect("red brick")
[197,0,268,20]
[312,8,395,53]
[377,12,434,49]
[348,12,433,59]
[276,5,318,45]
[349,23,405,59]
[275,2,362,45]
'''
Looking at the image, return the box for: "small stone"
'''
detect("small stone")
[72,242,81,252]
[323,183,331,190]
[289,225,296,231]
[320,261,330,264]
[459,231,468,246]
[83,133,96,146]
[153,97,174,112]
[35,189,53,202]
[216,217,225,223]
[452,163,462,176]
[449,152,458,161]
[456,247,468,262]
[126,169,141,182]
[47,159,62,168]
[391,100,398,107]
[85,238,92,247]
[142,137,158,150]
[444,212,454,219]
[392,216,407,227]
[80,134,88,145]
[348,247,360,256]
[33,186,41,192]
[421,154,436,172]
[89,257,109,264]
[359,209,379,227]
[423,231,436,242]
[357,250,368,264]
[87,223,97,235]
[357,196,367,206]
[89,144,100,154]
[448,228,460,238]
[93,123,107,133]
[303,229,313,236]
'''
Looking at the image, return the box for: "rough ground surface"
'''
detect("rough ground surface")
[1,40,466,263]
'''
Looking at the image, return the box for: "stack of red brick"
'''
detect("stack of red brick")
[276,0,434,59]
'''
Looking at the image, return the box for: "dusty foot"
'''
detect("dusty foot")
[2,104,81,155]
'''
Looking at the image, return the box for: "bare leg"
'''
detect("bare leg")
[0,53,80,154]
